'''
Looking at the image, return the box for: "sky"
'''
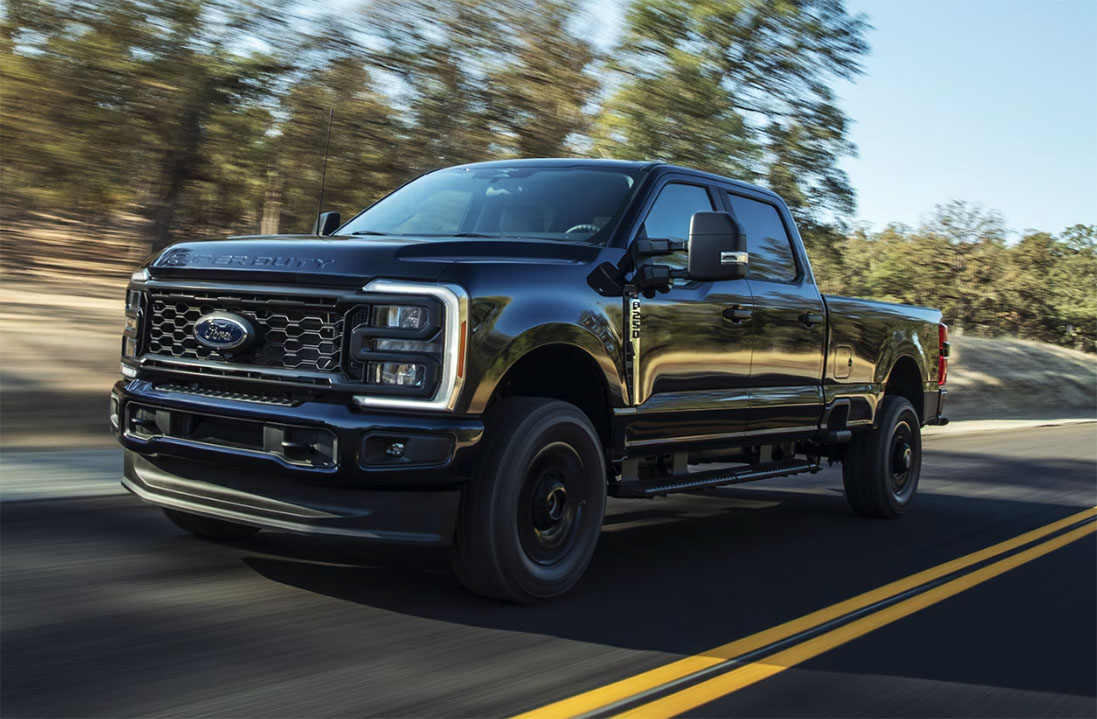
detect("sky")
[838,0,1096,235]
[585,0,1097,236]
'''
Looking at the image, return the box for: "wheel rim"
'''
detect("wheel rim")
[889,419,917,502]
[518,441,586,565]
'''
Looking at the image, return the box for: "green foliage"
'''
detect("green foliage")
[828,205,1096,352]
[1,0,1092,351]
[595,0,867,224]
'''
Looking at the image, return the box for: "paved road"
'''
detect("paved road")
[2,425,1095,718]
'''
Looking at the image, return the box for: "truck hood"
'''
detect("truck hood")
[147,235,598,286]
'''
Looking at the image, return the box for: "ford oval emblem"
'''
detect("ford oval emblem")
[194,312,254,351]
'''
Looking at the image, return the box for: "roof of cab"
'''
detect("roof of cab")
[444,157,781,202]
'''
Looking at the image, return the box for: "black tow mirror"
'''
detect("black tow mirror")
[314,211,341,236]
[687,211,748,281]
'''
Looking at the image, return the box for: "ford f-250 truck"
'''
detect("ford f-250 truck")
[112,159,948,602]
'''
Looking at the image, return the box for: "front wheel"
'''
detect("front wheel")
[450,397,607,603]
[842,396,922,518]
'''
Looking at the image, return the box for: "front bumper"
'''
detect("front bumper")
[112,379,483,543]
[123,450,461,544]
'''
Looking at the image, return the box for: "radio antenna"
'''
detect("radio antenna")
[314,108,334,235]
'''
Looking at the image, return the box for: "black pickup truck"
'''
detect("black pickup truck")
[112,159,948,602]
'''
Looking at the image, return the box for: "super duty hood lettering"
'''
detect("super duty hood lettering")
[158,249,334,270]
[146,235,452,285]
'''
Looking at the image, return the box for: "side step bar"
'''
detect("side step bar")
[611,459,820,498]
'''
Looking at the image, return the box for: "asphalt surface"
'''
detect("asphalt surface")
[2,424,1095,718]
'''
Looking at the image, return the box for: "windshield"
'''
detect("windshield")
[339,166,642,244]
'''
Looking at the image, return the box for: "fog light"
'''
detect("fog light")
[386,442,405,457]
[372,304,427,330]
[367,361,425,387]
[120,363,137,378]
[109,395,120,431]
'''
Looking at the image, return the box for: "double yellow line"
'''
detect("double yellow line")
[515,506,1097,719]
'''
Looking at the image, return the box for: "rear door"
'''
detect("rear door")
[722,189,826,432]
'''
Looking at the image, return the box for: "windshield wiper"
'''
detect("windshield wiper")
[350,230,389,236]
[434,232,527,239]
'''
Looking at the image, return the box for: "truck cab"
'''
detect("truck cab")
[112,159,948,602]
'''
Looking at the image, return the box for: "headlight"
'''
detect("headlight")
[122,289,145,360]
[372,304,428,330]
[351,281,469,411]
[346,298,441,396]
[367,361,426,388]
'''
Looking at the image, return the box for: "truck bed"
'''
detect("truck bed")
[821,294,943,417]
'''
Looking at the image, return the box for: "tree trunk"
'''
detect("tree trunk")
[259,167,282,235]
[146,83,210,251]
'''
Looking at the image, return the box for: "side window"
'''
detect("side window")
[642,183,714,240]
[727,194,798,282]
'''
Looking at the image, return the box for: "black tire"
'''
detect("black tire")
[163,508,262,540]
[449,397,607,603]
[842,396,922,518]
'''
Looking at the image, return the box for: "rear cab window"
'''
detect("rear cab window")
[726,193,799,283]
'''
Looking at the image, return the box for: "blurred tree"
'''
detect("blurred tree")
[368,0,509,172]
[1,0,294,249]
[919,201,1009,335]
[998,231,1062,342]
[1,0,151,221]
[1,0,1093,354]
[135,0,293,248]
[368,0,597,169]
[1053,224,1097,350]
[591,46,757,177]
[596,0,868,227]
[272,56,402,234]
[486,0,599,158]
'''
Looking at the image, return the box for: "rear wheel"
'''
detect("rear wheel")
[163,508,261,540]
[842,396,922,518]
[450,397,606,603]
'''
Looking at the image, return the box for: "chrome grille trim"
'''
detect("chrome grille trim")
[153,382,298,406]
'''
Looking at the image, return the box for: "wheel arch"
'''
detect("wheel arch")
[467,326,627,448]
[882,354,925,422]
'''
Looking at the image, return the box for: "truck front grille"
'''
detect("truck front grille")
[145,291,343,374]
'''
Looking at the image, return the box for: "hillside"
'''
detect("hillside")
[945,335,1096,420]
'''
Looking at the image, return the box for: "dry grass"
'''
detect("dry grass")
[0,278,126,447]
[945,335,1096,420]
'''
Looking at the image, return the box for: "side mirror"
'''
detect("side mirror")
[688,211,748,281]
[314,211,341,236]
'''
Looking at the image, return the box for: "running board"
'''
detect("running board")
[611,459,820,498]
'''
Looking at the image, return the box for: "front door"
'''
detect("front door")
[724,190,826,432]
[627,179,755,449]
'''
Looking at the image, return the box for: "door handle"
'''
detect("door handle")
[799,310,823,328]
[723,306,753,324]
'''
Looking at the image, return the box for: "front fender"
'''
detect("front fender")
[466,322,628,415]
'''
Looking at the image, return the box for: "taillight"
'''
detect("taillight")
[938,323,949,386]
